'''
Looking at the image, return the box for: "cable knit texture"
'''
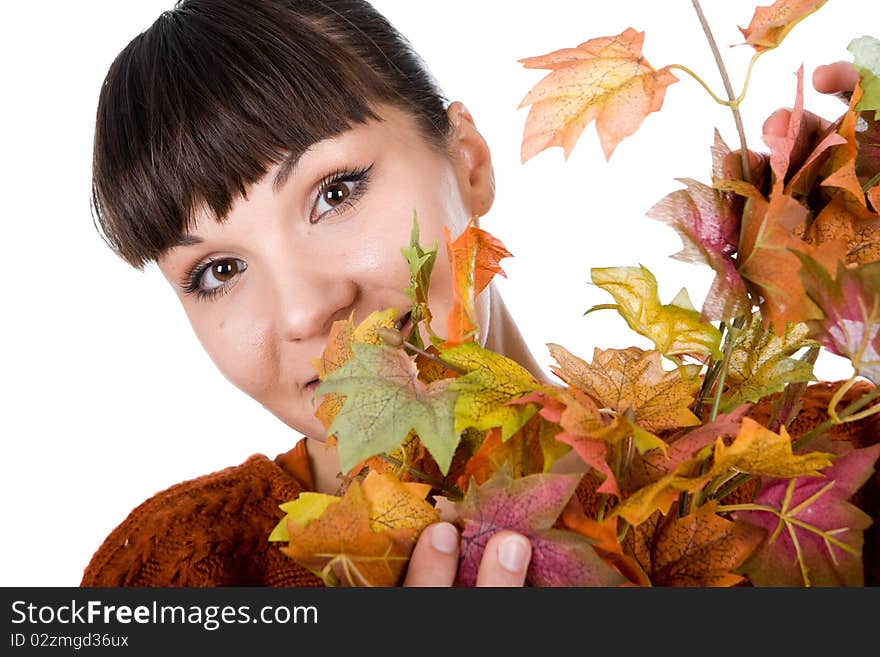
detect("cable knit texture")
[82,382,879,587]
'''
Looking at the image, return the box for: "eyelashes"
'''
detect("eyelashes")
[179,163,374,302]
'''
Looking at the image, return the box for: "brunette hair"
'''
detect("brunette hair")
[91,0,452,270]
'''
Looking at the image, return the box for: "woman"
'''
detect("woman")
[81,0,867,587]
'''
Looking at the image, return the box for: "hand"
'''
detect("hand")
[763,61,859,138]
[403,522,532,587]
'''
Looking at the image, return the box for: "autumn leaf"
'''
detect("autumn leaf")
[560,498,651,586]
[518,27,678,162]
[738,0,827,52]
[311,309,399,430]
[721,315,816,411]
[802,194,880,267]
[797,255,880,384]
[456,415,565,490]
[316,342,461,476]
[281,480,415,587]
[589,265,722,361]
[710,417,835,479]
[268,492,340,543]
[400,211,439,350]
[643,501,765,587]
[548,345,703,435]
[441,341,541,440]
[647,172,749,322]
[454,468,627,587]
[610,469,710,528]
[821,84,871,209]
[627,405,752,491]
[733,443,880,586]
[360,470,439,534]
[736,190,816,332]
[443,220,512,347]
[849,35,880,121]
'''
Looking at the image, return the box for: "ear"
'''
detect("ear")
[446,101,496,223]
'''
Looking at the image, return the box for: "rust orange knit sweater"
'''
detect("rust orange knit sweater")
[81,381,880,587]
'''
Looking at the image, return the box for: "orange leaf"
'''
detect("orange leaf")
[518,27,678,162]
[560,497,651,586]
[822,85,872,210]
[281,480,415,587]
[443,220,512,347]
[646,501,765,587]
[738,0,827,52]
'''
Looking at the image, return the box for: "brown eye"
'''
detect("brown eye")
[199,258,247,294]
[323,182,351,207]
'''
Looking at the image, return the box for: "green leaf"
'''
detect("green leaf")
[849,35,880,121]
[316,343,461,475]
[441,341,541,440]
[589,265,723,361]
[721,315,817,411]
[400,210,439,350]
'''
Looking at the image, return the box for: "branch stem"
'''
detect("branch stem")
[691,0,752,183]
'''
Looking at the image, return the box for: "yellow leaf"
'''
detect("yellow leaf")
[611,471,709,527]
[710,417,835,479]
[590,265,722,361]
[353,308,399,344]
[722,315,816,411]
[361,470,439,534]
[548,345,702,434]
[268,492,340,543]
[442,341,541,440]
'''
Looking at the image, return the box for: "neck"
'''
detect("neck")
[481,282,552,386]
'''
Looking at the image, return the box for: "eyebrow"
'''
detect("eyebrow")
[173,148,312,248]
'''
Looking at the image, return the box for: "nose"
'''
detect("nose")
[272,257,358,343]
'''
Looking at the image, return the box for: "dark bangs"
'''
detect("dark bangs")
[91,0,452,269]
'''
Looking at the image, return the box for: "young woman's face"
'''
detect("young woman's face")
[156,103,494,441]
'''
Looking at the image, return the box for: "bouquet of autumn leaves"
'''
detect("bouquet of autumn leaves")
[269,0,880,587]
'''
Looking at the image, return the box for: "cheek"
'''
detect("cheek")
[187,308,278,399]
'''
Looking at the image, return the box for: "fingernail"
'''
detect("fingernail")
[430,522,459,555]
[498,535,530,573]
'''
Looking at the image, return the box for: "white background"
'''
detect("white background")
[2,1,874,586]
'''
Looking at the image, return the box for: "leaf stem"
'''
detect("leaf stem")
[691,0,752,183]
[378,454,464,501]
[862,172,880,193]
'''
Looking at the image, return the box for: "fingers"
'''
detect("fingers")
[812,61,860,100]
[475,531,532,587]
[403,522,460,587]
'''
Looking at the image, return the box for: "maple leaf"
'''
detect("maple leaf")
[821,84,871,210]
[560,498,651,586]
[802,194,880,267]
[849,36,880,121]
[611,469,710,528]
[456,415,565,490]
[797,256,880,384]
[268,492,340,543]
[733,443,880,586]
[518,27,678,162]
[400,211,439,350]
[589,265,722,361]
[443,220,512,347]
[311,308,399,430]
[453,468,627,587]
[281,480,415,587]
[627,406,752,491]
[721,314,816,411]
[360,470,439,534]
[440,341,541,440]
[548,345,703,435]
[316,342,461,476]
[711,417,835,479]
[644,501,765,587]
[647,172,749,322]
[738,0,827,52]
[736,189,816,332]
